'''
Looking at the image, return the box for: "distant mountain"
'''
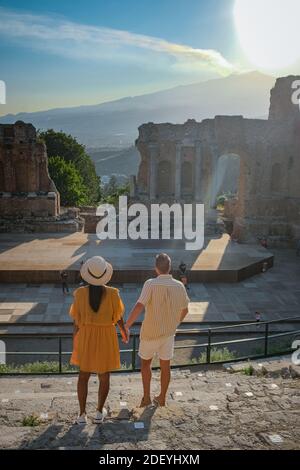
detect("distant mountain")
[87,146,140,177]
[0,71,275,148]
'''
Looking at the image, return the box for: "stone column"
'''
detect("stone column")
[194,141,202,201]
[210,143,220,208]
[175,142,182,200]
[149,144,158,200]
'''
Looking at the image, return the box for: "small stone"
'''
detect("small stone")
[120,401,127,407]
[40,413,48,420]
[245,392,254,397]
[15,390,20,394]
[175,391,183,397]
[67,381,72,385]
[209,405,219,411]
[1,399,9,403]
[270,384,278,389]
[134,422,144,429]
[225,383,232,387]
[41,383,51,389]
[198,373,203,377]
[268,434,283,444]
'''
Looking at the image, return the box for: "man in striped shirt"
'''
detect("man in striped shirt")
[125,253,189,407]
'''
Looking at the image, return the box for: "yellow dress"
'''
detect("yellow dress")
[69,286,124,374]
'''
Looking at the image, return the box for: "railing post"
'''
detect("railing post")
[207,329,211,364]
[132,334,136,371]
[58,337,62,374]
[264,323,269,356]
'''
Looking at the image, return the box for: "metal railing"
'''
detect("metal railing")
[0,316,299,375]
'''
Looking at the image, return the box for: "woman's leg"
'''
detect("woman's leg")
[97,372,110,412]
[77,370,91,415]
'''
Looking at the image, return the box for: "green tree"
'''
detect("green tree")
[48,156,89,207]
[39,129,101,204]
[101,176,130,206]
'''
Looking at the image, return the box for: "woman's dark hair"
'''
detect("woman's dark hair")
[89,285,105,313]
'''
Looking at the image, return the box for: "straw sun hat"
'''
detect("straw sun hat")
[80,256,113,286]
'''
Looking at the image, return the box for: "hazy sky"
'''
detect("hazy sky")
[0,0,299,115]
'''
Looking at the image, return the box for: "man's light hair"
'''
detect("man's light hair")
[155,253,171,274]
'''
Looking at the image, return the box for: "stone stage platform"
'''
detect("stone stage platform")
[0,233,273,283]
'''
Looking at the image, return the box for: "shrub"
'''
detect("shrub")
[22,415,41,427]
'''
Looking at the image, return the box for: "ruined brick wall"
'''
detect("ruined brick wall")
[135,76,300,242]
[0,121,60,217]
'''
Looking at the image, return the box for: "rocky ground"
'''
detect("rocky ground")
[0,361,299,450]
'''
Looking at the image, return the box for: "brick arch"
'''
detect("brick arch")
[210,144,251,217]
[211,153,241,207]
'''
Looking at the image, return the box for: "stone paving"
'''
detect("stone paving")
[0,365,299,450]
[0,232,270,273]
[0,248,299,327]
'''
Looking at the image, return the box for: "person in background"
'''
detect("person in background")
[255,311,262,327]
[261,237,268,249]
[70,256,128,425]
[178,260,189,290]
[60,270,69,294]
[125,253,189,407]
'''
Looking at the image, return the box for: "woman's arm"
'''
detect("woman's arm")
[117,318,128,343]
[73,323,79,338]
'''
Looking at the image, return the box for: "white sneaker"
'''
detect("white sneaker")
[93,408,107,424]
[75,413,88,425]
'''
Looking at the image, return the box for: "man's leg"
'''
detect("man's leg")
[77,370,91,415]
[154,359,171,406]
[140,358,152,407]
[97,372,110,412]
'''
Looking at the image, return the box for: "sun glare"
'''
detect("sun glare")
[234,0,300,71]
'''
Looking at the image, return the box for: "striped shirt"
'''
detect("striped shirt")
[138,274,190,340]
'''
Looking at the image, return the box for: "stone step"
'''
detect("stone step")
[223,355,299,379]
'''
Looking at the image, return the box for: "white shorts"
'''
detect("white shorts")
[138,335,175,361]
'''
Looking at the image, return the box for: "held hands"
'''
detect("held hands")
[124,323,131,344]
[120,323,130,344]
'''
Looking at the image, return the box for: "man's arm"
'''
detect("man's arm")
[179,307,189,323]
[125,302,144,330]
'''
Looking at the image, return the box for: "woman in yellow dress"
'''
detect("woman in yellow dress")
[70,256,128,424]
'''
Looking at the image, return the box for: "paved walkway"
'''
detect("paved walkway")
[0,366,299,449]
[0,249,299,326]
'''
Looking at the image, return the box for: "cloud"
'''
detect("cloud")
[0,7,236,76]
